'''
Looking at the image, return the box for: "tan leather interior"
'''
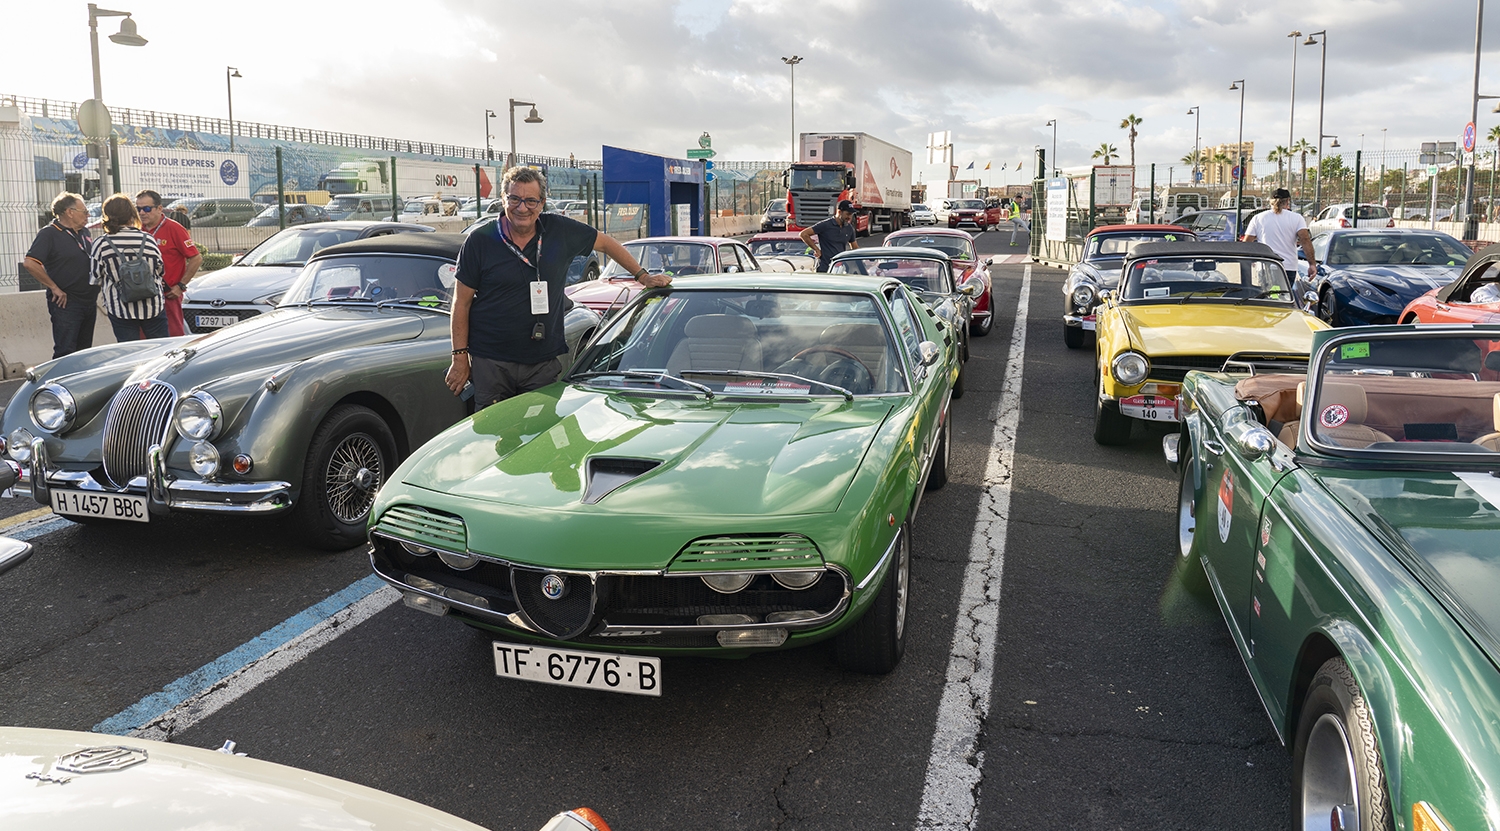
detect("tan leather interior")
[665,314,763,373]
[1474,393,1500,450]
[818,324,889,381]
[1236,374,1500,450]
[1311,382,1394,448]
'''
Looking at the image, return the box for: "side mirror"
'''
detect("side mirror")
[988,255,1001,265]
[1098,289,1114,303]
[958,280,981,297]
[724,265,740,274]
[918,341,941,367]
[1225,421,1275,462]
[1303,290,1319,307]
[230,253,245,265]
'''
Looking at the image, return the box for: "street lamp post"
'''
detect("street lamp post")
[507,98,543,171]
[87,4,147,195]
[1186,106,1200,183]
[1287,30,1302,189]
[1465,0,1487,236]
[1305,30,1328,213]
[1045,119,1057,176]
[484,108,496,161]
[1230,80,1246,232]
[781,56,802,162]
[226,67,241,151]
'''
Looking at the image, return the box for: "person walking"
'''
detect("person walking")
[1008,200,1028,247]
[800,199,860,272]
[444,166,668,409]
[90,194,168,342]
[23,192,98,358]
[136,189,202,336]
[1242,187,1316,281]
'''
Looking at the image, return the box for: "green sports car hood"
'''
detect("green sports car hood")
[1315,469,1500,657]
[397,385,895,517]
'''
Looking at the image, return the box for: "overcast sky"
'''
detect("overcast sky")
[3,0,1493,183]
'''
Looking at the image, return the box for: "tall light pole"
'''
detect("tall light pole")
[1380,127,1388,199]
[781,56,802,162]
[226,67,241,151]
[484,108,496,161]
[1186,106,1201,182]
[508,98,542,170]
[1045,119,1057,176]
[1230,81,1246,231]
[87,4,147,195]
[1287,30,1302,189]
[1465,0,1486,235]
[1306,30,1328,212]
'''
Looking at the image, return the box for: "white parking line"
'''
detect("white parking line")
[916,265,1030,829]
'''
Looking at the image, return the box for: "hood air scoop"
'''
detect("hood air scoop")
[583,457,661,504]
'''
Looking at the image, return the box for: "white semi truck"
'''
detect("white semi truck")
[319,158,504,203]
[787,133,912,234]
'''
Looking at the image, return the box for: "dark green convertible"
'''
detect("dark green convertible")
[368,274,960,694]
[1169,324,1500,830]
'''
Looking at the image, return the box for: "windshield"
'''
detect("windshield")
[887,234,975,261]
[279,254,456,307]
[1344,205,1392,219]
[1326,233,1471,267]
[913,204,929,212]
[768,199,787,212]
[402,202,425,214]
[1122,256,1295,302]
[955,200,986,210]
[1088,232,1191,259]
[750,240,813,257]
[830,256,951,292]
[327,196,364,214]
[790,168,847,192]
[601,241,716,277]
[238,227,364,267]
[572,289,907,396]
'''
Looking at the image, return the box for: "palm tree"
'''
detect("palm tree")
[1120,114,1143,169]
[1269,145,1291,187]
[1093,143,1119,165]
[1292,138,1317,200]
[1180,149,1203,168]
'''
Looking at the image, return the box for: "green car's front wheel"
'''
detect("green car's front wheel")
[835,522,910,675]
[1174,438,1208,594]
[1293,657,1395,831]
[294,404,397,551]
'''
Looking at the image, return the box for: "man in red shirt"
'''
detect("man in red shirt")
[135,189,202,336]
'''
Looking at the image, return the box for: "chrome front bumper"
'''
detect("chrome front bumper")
[23,438,291,515]
[1063,313,1097,330]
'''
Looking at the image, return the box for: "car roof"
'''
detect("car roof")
[1126,241,1281,261]
[658,273,902,294]
[1088,223,1192,236]
[749,231,807,240]
[831,246,950,262]
[1315,227,1437,236]
[312,232,465,260]
[628,236,732,244]
[888,228,974,239]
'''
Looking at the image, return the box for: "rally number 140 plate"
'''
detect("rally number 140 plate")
[493,642,661,697]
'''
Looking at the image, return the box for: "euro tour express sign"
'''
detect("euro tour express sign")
[41,145,251,201]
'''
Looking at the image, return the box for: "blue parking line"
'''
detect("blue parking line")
[93,573,386,736]
[10,518,70,541]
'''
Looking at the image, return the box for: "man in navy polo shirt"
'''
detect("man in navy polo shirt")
[445,167,669,408]
[800,199,860,272]
[23,192,98,358]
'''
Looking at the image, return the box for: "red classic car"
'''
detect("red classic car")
[885,227,994,335]
[1399,243,1500,325]
[564,236,765,315]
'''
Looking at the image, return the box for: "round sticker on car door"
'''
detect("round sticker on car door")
[1217,469,1235,544]
[1319,404,1349,429]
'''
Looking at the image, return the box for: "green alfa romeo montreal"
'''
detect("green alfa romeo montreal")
[1169,324,1500,830]
[369,274,962,693]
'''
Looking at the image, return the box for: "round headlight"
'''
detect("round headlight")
[6,429,35,464]
[1071,283,1096,310]
[400,540,434,557]
[1112,352,1150,386]
[437,549,481,571]
[30,385,75,433]
[772,570,822,590]
[189,440,220,478]
[175,392,222,440]
[702,573,754,594]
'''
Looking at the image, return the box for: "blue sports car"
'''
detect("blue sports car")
[1299,229,1472,326]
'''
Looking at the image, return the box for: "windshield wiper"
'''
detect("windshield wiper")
[307,296,377,305]
[682,369,854,401]
[1235,290,1291,305]
[376,295,448,309]
[1176,286,1236,303]
[571,370,714,399]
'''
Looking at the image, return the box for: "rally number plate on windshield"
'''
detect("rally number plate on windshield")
[50,489,149,522]
[493,642,661,697]
[1119,394,1178,423]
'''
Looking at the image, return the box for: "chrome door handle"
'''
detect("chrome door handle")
[1202,438,1225,456]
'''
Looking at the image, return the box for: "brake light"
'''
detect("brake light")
[1339,218,1350,227]
[1387,218,1395,227]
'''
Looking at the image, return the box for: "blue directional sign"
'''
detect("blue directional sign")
[706,172,715,182]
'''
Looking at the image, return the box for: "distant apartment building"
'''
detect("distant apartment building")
[1201,142,1255,186]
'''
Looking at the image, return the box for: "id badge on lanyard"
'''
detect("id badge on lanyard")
[500,219,548,314]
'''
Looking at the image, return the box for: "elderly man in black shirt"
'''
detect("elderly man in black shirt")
[24,192,99,358]
[445,167,669,408]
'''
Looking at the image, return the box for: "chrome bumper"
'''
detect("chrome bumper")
[26,438,291,515]
[1063,314,1097,330]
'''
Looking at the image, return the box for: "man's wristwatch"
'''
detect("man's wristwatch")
[633,267,649,281]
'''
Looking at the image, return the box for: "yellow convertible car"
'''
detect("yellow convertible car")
[1093,241,1328,444]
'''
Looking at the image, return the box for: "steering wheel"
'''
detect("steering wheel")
[781,345,876,390]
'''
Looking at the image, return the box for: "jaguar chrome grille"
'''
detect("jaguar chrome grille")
[377,505,468,552]
[101,380,176,488]
[669,534,822,573]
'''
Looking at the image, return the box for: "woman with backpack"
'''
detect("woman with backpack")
[90,193,168,341]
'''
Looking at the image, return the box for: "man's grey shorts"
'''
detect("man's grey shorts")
[470,356,563,408]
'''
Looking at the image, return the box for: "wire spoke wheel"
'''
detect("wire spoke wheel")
[324,431,383,524]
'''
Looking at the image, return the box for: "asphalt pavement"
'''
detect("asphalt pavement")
[0,227,1290,829]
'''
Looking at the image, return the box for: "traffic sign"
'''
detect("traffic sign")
[704,160,714,170]
[705,172,715,182]
[76,98,112,139]
[1428,165,1440,175]
[686,149,716,159]
[1464,121,1477,153]
[1231,165,1241,181]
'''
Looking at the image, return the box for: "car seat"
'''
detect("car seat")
[1473,393,1500,451]
[665,314,763,373]
[1287,381,1395,449]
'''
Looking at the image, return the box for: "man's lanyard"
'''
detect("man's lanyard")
[51,221,87,252]
[498,217,542,278]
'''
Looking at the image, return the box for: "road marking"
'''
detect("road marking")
[916,264,1030,829]
[94,574,398,738]
[0,506,52,531]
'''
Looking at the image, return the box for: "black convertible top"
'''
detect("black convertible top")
[312,232,464,260]
[1125,241,1281,261]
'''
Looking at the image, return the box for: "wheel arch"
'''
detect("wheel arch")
[328,390,409,458]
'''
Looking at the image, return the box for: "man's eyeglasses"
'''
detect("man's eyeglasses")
[136,205,155,213]
[505,195,544,209]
